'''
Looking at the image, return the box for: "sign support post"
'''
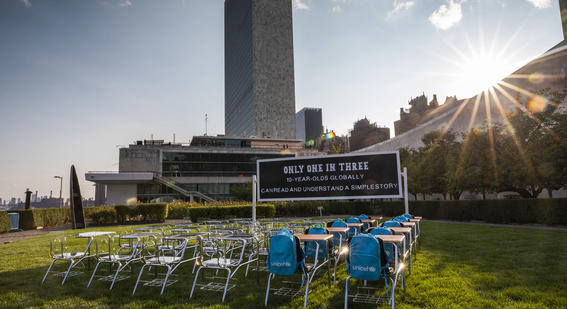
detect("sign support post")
[402,167,409,214]
[252,175,257,226]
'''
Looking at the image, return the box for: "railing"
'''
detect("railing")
[153,174,216,203]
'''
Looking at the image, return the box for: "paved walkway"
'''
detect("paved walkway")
[0,224,72,245]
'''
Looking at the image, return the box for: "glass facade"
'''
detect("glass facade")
[224,0,255,137]
[137,183,235,202]
[162,151,293,177]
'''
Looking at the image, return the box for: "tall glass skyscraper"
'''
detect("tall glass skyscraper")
[224,0,296,139]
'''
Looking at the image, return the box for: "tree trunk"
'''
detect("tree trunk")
[547,187,553,198]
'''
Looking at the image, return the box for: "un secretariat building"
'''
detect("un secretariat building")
[224,0,296,139]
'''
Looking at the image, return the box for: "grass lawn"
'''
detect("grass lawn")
[1,221,566,308]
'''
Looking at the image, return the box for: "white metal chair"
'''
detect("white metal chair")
[190,234,258,302]
[132,236,189,295]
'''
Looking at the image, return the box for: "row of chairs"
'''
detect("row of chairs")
[40,215,419,307]
[264,213,419,308]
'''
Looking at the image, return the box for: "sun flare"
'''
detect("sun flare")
[457,53,512,95]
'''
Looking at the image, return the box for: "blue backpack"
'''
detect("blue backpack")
[331,219,347,228]
[305,223,329,259]
[347,234,388,281]
[383,220,401,228]
[369,227,395,264]
[358,214,370,231]
[267,228,304,276]
[346,217,362,237]
[393,216,408,222]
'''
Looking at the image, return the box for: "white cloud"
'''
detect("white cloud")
[387,0,415,19]
[118,0,132,8]
[525,0,551,8]
[332,5,342,13]
[294,0,309,10]
[20,0,31,8]
[429,0,464,30]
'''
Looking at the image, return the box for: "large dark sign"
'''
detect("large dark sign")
[70,165,86,229]
[257,151,402,201]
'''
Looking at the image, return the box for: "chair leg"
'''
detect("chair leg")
[132,264,147,295]
[109,262,122,290]
[160,266,172,295]
[264,273,273,307]
[221,268,232,303]
[87,261,103,288]
[189,266,203,299]
[344,276,351,309]
[61,261,75,286]
[303,273,311,308]
[41,259,57,285]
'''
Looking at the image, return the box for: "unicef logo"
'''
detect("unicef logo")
[369,266,376,272]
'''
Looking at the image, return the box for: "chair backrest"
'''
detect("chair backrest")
[402,213,414,219]
[382,220,401,228]
[358,214,370,220]
[305,223,329,259]
[267,228,304,276]
[347,234,383,281]
[369,227,392,236]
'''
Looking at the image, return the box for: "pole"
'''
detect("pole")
[403,167,409,214]
[59,176,63,208]
[54,176,63,208]
[252,175,257,226]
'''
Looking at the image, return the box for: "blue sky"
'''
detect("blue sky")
[0,0,563,200]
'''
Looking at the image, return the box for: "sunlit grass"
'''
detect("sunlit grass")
[1,222,566,308]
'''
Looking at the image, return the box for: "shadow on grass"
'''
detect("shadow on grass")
[397,222,567,308]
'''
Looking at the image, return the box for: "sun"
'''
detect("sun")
[456,52,514,97]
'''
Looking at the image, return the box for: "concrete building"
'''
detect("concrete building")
[349,118,390,152]
[86,136,318,204]
[296,107,323,143]
[224,0,296,139]
[393,94,458,136]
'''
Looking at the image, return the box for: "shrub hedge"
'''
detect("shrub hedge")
[272,198,567,226]
[114,203,168,223]
[86,207,117,225]
[395,199,567,225]
[138,203,168,222]
[0,212,11,233]
[11,208,70,230]
[189,204,276,222]
[273,200,383,217]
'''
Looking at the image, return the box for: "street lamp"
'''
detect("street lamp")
[53,176,63,208]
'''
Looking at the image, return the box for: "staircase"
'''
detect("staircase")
[153,174,216,203]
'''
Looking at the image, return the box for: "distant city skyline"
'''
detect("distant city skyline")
[0,0,563,200]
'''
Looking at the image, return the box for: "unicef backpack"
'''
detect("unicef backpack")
[347,234,385,281]
[267,228,304,276]
[331,219,348,228]
[305,223,330,259]
[393,215,408,222]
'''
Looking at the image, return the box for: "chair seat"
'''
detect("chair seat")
[54,252,85,259]
[100,254,132,262]
[202,258,238,267]
[146,256,181,265]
